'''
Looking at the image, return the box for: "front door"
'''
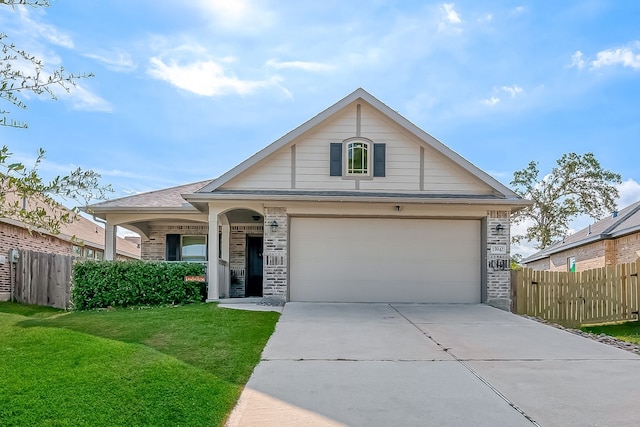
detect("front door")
[246,236,263,297]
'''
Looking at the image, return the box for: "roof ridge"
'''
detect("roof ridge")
[602,201,640,235]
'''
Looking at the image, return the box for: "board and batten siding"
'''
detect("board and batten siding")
[219,101,494,195]
[222,148,292,190]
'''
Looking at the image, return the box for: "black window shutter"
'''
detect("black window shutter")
[166,234,180,261]
[373,143,386,177]
[330,143,342,176]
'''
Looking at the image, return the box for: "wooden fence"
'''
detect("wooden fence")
[14,250,73,309]
[512,260,640,327]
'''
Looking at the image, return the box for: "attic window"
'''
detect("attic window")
[347,141,370,175]
[330,140,385,178]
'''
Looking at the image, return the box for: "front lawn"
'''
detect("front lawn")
[0,302,279,426]
[581,321,640,345]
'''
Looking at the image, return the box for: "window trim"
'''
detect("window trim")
[180,235,208,262]
[345,140,371,176]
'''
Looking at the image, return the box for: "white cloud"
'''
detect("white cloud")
[482,96,500,106]
[441,3,462,24]
[501,85,523,97]
[571,42,640,71]
[511,6,526,15]
[568,50,586,69]
[266,59,336,72]
[59,85,112,112]
[591,42,640,70]
[85,50,137,72]
[617,178,640,208]
[17,7,74,49]
[147,57,281,96]
[194,0,275,32]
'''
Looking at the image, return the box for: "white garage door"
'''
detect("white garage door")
[290,217,481,303]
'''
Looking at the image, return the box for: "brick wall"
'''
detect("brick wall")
[263,207,288,303]
[141,224,209,260]
[486,210,511,311]
[615,232,640,264]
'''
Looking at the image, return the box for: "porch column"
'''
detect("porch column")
[104,220,117,261]
[207,208,220,302]
[220,224,230,298]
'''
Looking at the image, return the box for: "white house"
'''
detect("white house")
[89,89,529,310]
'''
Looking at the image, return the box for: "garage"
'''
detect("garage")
[289,217,481,303]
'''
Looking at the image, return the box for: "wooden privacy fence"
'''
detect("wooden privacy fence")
[512,260,640,327]
[14,250,73,309]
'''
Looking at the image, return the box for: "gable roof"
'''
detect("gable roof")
[523,200,640,263]
[195,88,521,200]
[89,180,212,212]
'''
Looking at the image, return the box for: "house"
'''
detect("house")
[0,192,141,301]
[522,201,640,272]
[88,88,529,310]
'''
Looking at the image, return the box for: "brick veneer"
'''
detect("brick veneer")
[486,210,511,311]
[526,231,640,273]
[263,207,288,303]
[141,224,208,260]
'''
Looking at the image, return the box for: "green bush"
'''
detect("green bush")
[72,261,207,310]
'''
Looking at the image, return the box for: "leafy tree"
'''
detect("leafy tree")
[1,0,93,128]
[1,0,110,233]
[510,152,621,249]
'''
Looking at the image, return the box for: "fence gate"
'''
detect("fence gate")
[14,250,73,309]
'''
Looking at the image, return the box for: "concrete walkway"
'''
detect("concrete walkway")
[226,303,640,427]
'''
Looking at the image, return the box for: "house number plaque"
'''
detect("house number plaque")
[490,244,507,255]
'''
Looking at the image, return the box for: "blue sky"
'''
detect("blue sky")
[2,1,640,256]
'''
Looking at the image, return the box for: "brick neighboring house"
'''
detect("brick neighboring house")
[0,193,141,301]
[89,88,530,310]
[522,200,640,272]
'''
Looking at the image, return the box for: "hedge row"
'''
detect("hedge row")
[72,260,207,310]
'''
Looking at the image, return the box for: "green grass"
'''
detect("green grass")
[0,302,279,427]
[581,321,640,345]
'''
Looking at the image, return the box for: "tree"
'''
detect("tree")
[510,152,621,250]
[1,0,93,128]
[1,0,110,233]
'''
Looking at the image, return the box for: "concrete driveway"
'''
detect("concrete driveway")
[226,303,640,427]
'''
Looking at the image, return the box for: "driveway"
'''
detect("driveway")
[226,303,640,427]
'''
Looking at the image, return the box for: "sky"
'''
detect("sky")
[1,0,640,257]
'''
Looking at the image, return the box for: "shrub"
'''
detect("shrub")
[72,261,207,310]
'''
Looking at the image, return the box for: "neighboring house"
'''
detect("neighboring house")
[89,88,529,310]
[0,193,141,301]
[522,200,640,272]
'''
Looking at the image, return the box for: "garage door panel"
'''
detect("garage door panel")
[290,218,481,303]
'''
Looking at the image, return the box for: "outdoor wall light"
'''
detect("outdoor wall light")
[494,224,505,234]
[270,220,279,232]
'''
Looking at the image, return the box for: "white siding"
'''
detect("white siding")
[222,148,292,190]
[220,100,494,195]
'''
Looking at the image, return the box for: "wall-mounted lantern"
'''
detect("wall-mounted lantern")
[493,223,505,234]
[270,220,279,232]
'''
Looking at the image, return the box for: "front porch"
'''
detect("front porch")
[101,205,288,303]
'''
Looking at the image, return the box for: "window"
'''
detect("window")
[330,141,385,178]
[568,257,576,272]
[347,141,370,175]
[72,245,83,257]
[166,234,207,262]
[96,251,104,260]
[85,248,95,259]
[181,235,207,261]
